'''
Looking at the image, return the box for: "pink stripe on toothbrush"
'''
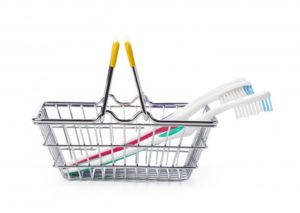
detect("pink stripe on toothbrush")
[72,126,176,166]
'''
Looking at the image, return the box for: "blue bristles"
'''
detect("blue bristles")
[268,97,273,111]
[242,86,273,112]
[261,97,273,112]
[234,92,273,119]
[262,99,267,111]
[243,85,254,95]
[221,85,256,104]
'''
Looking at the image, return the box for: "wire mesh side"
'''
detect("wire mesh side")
[42,123,209,181]
[35,100,213,181]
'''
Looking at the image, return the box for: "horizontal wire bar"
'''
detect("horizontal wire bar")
[33,95,218,127]
[34,118,217,127]
[43,144,207,149]
[54,165,198,169]
[58,148,191,153]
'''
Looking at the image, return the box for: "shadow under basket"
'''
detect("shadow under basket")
[33,95,217,181]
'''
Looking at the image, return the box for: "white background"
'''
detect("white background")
[0,0,299,212]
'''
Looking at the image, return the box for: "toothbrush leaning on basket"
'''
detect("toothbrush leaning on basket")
[65,87,272,175]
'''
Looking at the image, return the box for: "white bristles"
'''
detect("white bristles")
[219,87,247,104]
[234,95,272,119]
[199,91,272,122]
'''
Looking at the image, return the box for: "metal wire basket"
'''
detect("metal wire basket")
[32,41,217,181]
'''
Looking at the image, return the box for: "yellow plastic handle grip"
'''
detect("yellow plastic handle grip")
[125,41,136,67]
[109,41,120,67]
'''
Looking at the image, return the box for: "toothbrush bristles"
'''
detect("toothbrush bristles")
[234,95,273,119]
[220,85,253,104]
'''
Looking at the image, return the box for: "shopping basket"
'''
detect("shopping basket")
[32,40,218,181]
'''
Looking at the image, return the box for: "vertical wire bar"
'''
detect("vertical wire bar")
[179,168,183,180]
[94,106,102,167]
[167,168,170,180]
[155,106,165,164]
[108,106,115,166]
[56,105,73,160]
[63,126,78,164]
[109,105,114,141]
[165,138,172,166]
[79,121,92,176]
[79,125,91,176]
[122,105,127,179]
[159,126,171,178]
[165,105,179,166]
[61,126,82,179]
[93,121,101,179]
[173,128,186,167]
[183,128,201,167]
[113,167,116,180]
[135,105,138,132]
[135,126,141,178]
[65,166,71,180]
[144,105,152,164]
[95,106,105,179]
[81,105,92,145]
[177,168,181,180]
[68,105,83,155]
[79,106,93,178]
[47,124,72,179]
[147,126,156,179]
[159,126,171,165]
[135,126,141,166]
[91,167,96,180]
[95,106,104,145]
[102,168,106,180]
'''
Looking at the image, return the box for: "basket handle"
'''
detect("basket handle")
[125,40,135,67]
[100,40,120,118]
[109,40,120,68]
[125,40,149,120]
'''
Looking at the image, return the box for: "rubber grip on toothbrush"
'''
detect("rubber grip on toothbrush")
[109,41,120,67]
[125,41,136,67]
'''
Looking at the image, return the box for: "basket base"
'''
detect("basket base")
[60,167,194,181]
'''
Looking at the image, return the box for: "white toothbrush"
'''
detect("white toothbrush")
[66,91,272,174]
[66,79,253,167]
[169,79,254,121]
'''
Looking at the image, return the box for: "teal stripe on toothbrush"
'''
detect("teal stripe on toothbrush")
[159,126,184,137]
[68,150,145,177]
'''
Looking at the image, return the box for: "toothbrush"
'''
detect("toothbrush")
[66,91,272,174]
[66,79,254,167]
[66,88,266,175]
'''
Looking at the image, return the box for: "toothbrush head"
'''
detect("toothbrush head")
[220,82,254,104]
[234,92,273,119]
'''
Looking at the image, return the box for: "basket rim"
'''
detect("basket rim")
[32,94,218,127]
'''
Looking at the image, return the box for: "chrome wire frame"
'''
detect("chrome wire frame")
[33,60,217,181]
[33,95,217,181]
